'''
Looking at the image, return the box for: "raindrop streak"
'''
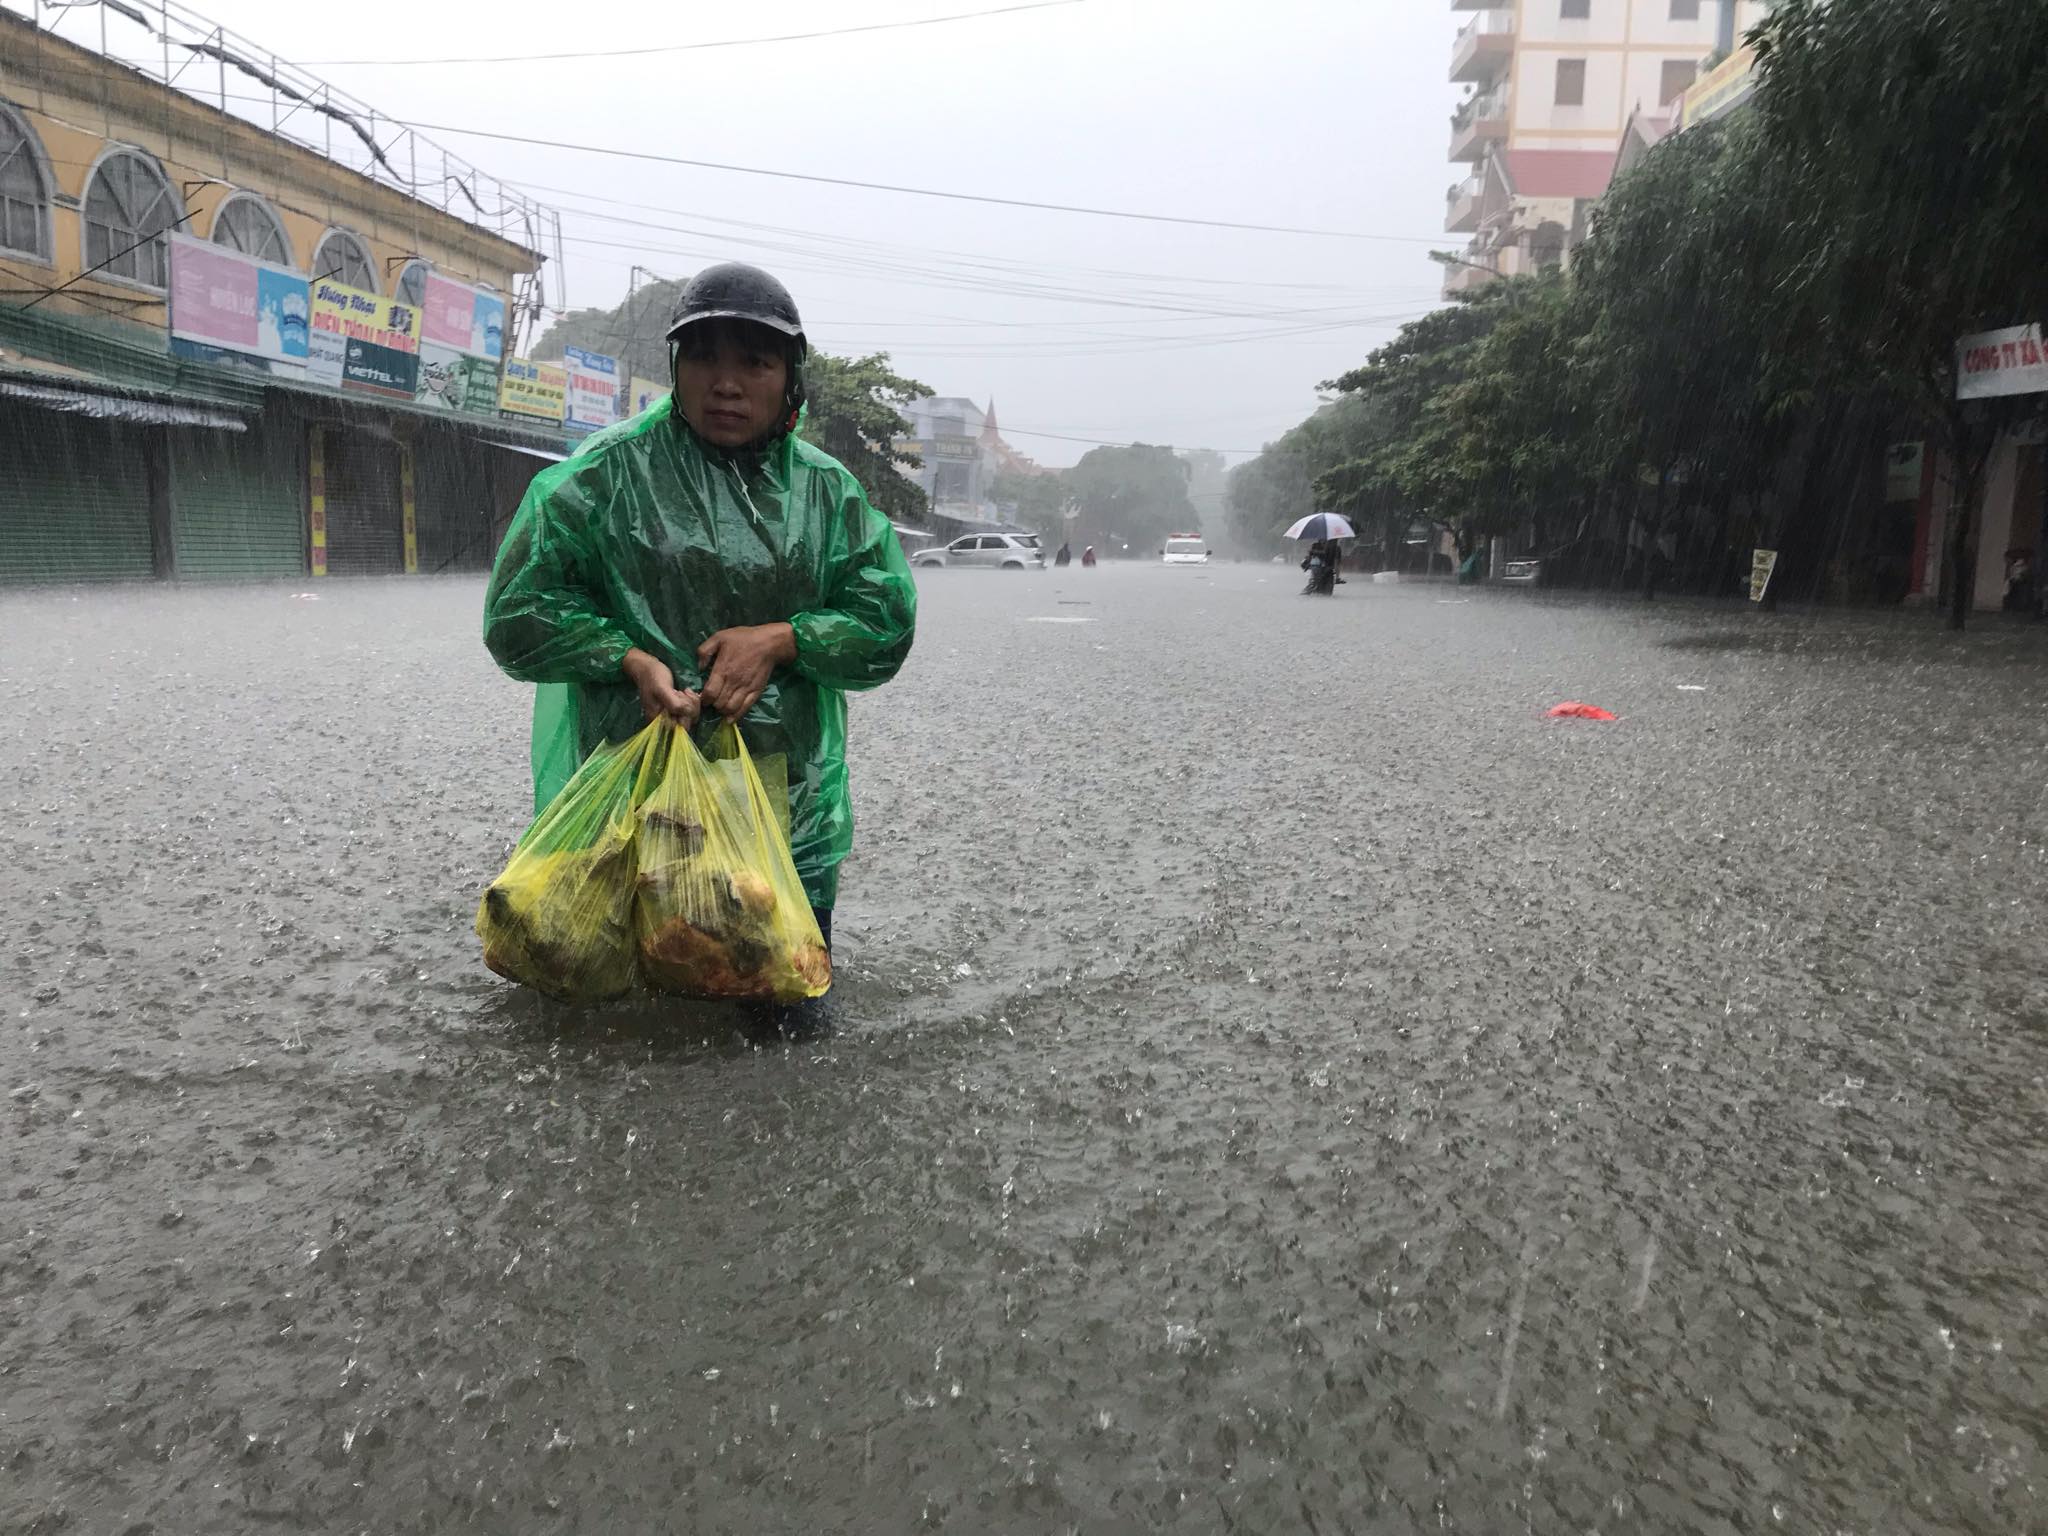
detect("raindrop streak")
[1495,1235,1538,1420]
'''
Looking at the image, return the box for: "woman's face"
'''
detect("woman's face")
[674,320,790,447]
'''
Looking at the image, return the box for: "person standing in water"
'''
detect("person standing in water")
[483,263,917,1035]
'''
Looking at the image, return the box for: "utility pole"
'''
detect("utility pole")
[1717,0,1738,58]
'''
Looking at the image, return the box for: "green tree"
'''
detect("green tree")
[798,352,933,523]
[1569,121,1798,596]
[1435,272,1601,565]
[1755,0,2048,625]
[990,467,1070,539]
[532,277,685,387]
[1227,393,1385,556]
[1225,442,1313,553]
[1066,443,1198,556]
[1313,282,1520,563]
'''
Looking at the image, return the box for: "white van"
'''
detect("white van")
[1163,535,1210,566]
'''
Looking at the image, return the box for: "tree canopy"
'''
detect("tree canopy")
[1064,443,1199,555]
[797,352,933,524]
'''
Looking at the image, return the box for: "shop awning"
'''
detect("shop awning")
[0,378,249,431]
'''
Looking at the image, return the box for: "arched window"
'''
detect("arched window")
[83,147,177,286]
[395,258,428,308]
[211,192,290,265]
[314,228,376,290]
[0,101,52,262]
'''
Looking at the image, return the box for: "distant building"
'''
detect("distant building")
[1444,0,1774,294]
[895,395,1044,524]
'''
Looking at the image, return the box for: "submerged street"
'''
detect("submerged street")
[5,567,2047,1532]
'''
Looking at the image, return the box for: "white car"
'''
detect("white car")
[911,533,1045,570]
[1163,535,1210,565]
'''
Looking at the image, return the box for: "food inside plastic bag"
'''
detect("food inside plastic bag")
[635,721,832,1003]
[476,725,661,1002]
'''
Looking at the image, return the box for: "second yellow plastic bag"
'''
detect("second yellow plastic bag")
[476,723,663,1002]
[634,721,832,1004]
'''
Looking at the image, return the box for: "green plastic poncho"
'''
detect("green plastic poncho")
[483,397,917,911]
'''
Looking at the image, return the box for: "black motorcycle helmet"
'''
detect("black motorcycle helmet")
[665,262,808,441]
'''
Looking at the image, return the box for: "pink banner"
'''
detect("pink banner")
[423,273,476,351]
[170,235,258,349]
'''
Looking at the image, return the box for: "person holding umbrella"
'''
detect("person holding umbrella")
[1287,513,1355,596]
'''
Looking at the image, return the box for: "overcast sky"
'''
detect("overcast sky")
[82,0,1461,466]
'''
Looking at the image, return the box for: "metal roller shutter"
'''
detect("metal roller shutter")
[413,431,503,574]
[324,431,405,576]
[170,423,304,580]
[0,404,154,584]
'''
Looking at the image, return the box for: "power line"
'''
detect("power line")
[300,0,1087,67]
[995,425,1263,455]
[552,226,1426,322]
[396,120,1447,243]
[506,177,1387,295]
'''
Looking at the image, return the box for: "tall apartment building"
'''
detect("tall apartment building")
[1444,0,1772,295]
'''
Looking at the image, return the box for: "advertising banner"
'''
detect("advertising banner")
[167,232,308,371]
[629,375,668,416]
[1957,324,2048,400]
[419,273,507,362]
[421,273,475,352]
[1680,44,1757,129]
[417,343,502,416]
[471,291,507,362]
[563,345,621,433]
[310,277,421,398]
[499,356,568,423]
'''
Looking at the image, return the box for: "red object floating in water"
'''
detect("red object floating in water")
[1547,702,1617,721]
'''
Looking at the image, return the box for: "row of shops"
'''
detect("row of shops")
[0,305,569,587]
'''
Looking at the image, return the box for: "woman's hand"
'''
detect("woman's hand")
[622,648,701,728]
[697,623,797,721]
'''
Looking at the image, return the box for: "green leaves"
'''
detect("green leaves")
[1064,443,1199,552]
[797,352,935,523]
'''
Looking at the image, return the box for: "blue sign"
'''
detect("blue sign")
[562,344,620,433]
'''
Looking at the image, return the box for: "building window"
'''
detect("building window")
[1660,59,1699,102]
[1555,58,1587,106]
[1561,0,1590,17]
[83,148,178,287]
[211,192,291,265]
[0,102,52,261]
[314,228,377,290]
[396,258,429,308]
[1670,0,1701,17]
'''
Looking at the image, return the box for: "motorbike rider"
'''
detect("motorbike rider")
[1302,537,1340,595]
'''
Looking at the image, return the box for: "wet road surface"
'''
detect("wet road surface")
[4,566,2047,1533]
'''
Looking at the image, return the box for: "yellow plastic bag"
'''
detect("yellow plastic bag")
[476,723,663,1002]
[634,720,832,1004]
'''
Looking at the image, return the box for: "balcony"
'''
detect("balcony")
[1450,9,1515,83]
[1445,175,1484,232]
[1441,260,1499,297]
[1448,86,1509,162]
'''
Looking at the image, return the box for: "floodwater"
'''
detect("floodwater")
[4,565,2046,1534]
